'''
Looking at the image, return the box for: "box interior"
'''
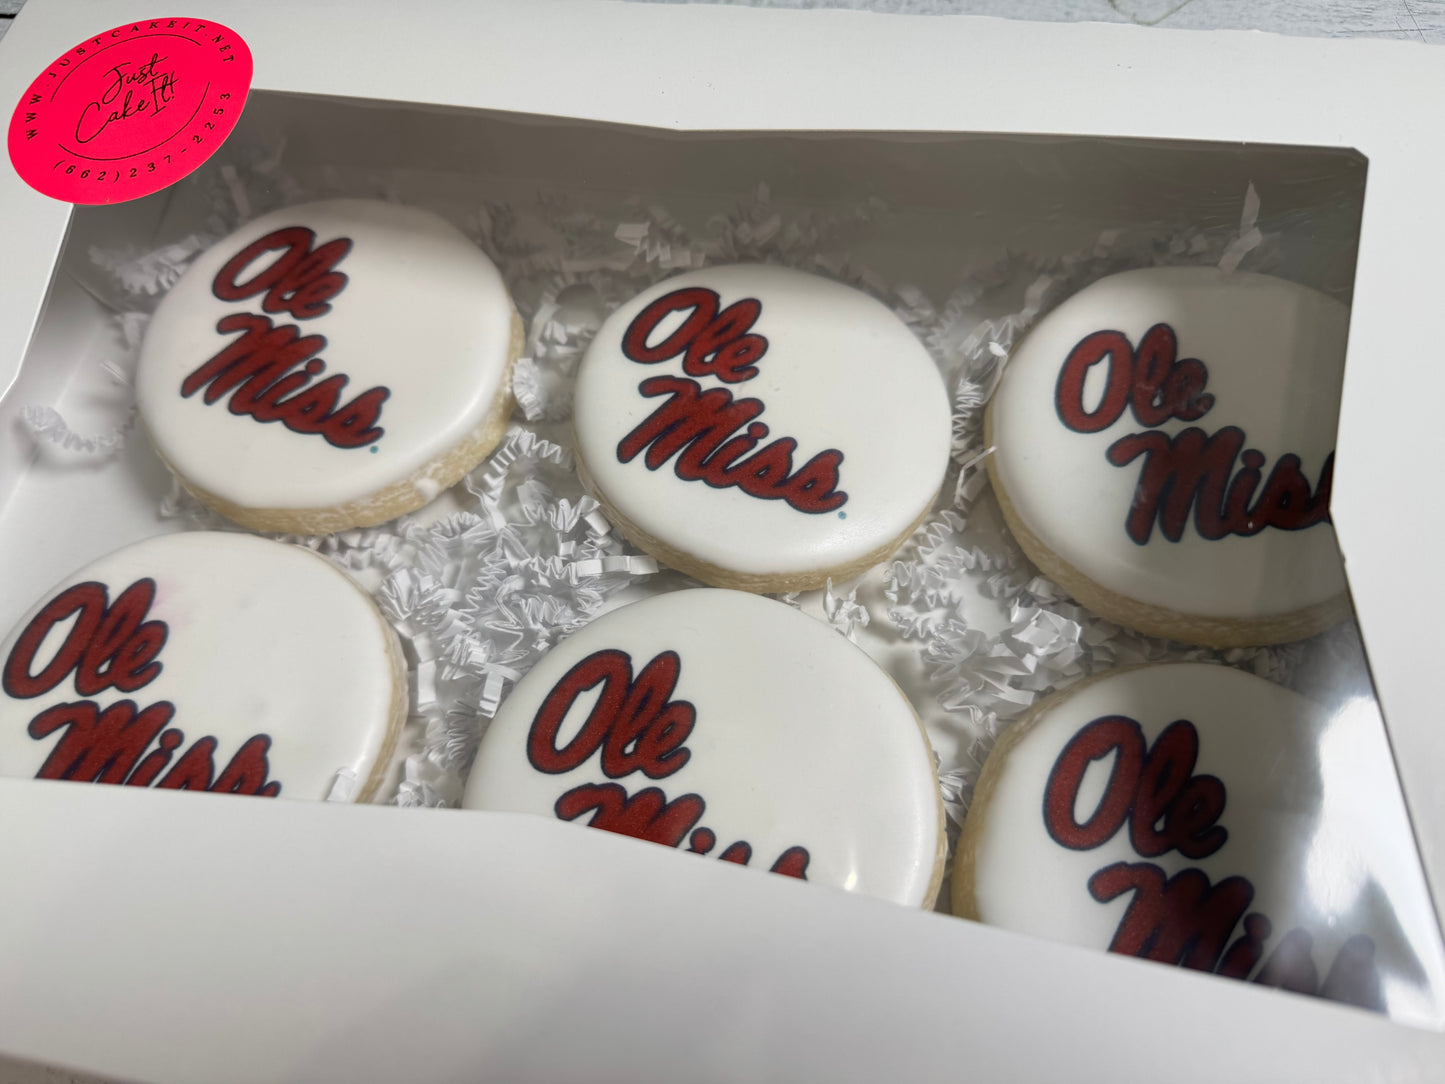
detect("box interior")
[5,88,1445,1034]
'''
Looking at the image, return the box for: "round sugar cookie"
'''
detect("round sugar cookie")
[573,265,952,593]
[137,199,523,535]
[462,588,945,907]
[0,532,406,801]
[955,664,1387,1011]
[986,268,1349,647]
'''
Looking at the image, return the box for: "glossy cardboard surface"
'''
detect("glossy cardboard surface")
[2,1,1445,1079]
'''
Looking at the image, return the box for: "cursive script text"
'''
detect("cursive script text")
[1054,324,1333,545]
[181,226,389,448]
[75,54,178,144]
[1041,714,1381,1010]
[617,286,847,514]
[528,648,812,878]
[4,579,281,796]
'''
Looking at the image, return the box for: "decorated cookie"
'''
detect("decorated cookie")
[572,265,952,592]
[986,268,1349,646]
[0,532,406,801]
[137,199,523,534]
[462,588,944,906]
[955,663,1386,1011]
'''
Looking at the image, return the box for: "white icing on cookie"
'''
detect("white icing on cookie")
[137,199,515,512]
[988,268,1347,619]
[462,588,942,906]
[961,664,1388,1009]
[573,265,952,579]
[0,532,403,801]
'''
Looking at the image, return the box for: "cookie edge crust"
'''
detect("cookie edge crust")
[157,310,524,536]
[983,404,1350,648]
[901,674,949,911]
[574,437,940,594]
[869,664,948,909]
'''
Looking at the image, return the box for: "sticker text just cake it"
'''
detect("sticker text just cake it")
[1054,324,1332,545]
[527,647,812,877]
[181,226,390,448]
[3,578,282,795]
[1043,714,1380,1009]
[616,287,848,515]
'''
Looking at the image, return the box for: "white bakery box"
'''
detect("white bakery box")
[2,1,1445,1081]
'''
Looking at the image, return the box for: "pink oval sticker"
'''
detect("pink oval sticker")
[7,17,252,205]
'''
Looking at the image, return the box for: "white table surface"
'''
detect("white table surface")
[667,0,1445,39]
[0,0,1440,1081]
[3,0,1445,41]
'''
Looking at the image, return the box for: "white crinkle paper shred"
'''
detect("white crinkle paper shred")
[369,426,659,806]
[38,146,1348,844]
[822,578,870,641]
[21,404,135,457]
[19,313,149,457]
[88,235,215,302]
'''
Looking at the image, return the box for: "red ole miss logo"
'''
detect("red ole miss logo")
[182,226,390,449]
[1054,324,1332,545]
[527,647,812,878]
[617,287,848,515]
[2,579,282,796]
[1043,715,1381,1010]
